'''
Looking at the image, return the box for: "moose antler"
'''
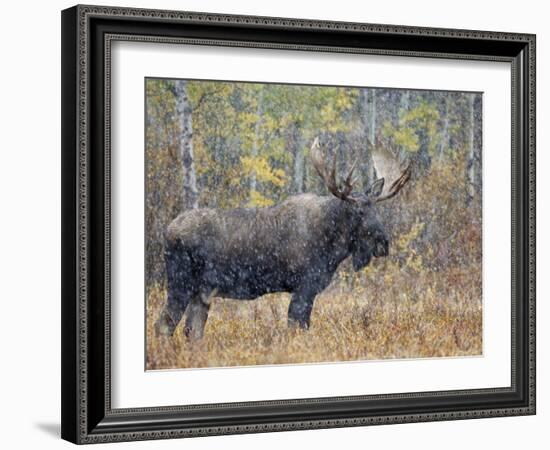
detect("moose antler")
[375,163,411,202]
[369,142,412,202]
[310,137,358,203]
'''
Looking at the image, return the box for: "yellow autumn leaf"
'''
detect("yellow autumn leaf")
[240,156,287,187]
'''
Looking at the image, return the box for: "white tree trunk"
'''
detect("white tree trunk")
[370,89,376,145]
[250,91,264,196]
[400,90,410,113]
[439,96,450,161]
[292,124,305,194]
[467,94,476,202]
[359,89,376,186]
[173,80,199,210]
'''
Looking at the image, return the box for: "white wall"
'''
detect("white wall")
[0,0,545,448]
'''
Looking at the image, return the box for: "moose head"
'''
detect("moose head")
[310,137,411,270]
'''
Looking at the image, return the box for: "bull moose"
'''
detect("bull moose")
[155,138,411,339]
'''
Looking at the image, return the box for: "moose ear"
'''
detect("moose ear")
[366,178,385,198]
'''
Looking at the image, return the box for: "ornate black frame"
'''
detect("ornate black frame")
[61,4,536,444]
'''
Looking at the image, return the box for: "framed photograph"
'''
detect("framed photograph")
[61,5,536,444]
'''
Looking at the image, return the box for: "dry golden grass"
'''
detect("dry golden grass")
[145,260,482,370]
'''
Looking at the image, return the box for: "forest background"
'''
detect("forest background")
[145,78,483,369]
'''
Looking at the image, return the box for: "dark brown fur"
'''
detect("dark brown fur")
[155,193,389,338]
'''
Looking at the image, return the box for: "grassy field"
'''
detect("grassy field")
[145,259,482,370]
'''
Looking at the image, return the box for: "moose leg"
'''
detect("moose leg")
[184,293,211,340]
[288,291,316,330]
[155,246,195,337]
[154,288,192,337]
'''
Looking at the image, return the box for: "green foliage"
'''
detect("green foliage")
[383,101,441,155]
[386,126,419,152]
[247,190,274,207]
[240,155,286,187]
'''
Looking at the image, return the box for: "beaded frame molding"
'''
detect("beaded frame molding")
[61,4,536,444]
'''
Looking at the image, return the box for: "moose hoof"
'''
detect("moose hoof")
[154,314,176,337]
[287,318,310,331]
[184,326,205,341]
